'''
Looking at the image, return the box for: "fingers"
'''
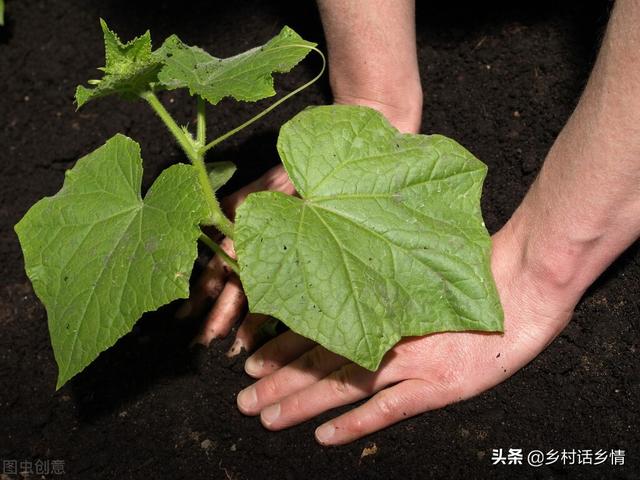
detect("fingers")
[222,165,295,219]
[259,362,394,431]
[179,167,295,347]
[193,275,246,346]
[226,313,271,357]
[176,238,235,320]
[315,379,454,446]
[237,345,349,416]
[243,330,316,378]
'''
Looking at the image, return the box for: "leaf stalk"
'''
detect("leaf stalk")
[199,45,326,154]
[140,91,234,238]
[199,233,240,275]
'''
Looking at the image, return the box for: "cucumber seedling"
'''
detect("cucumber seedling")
[15,21,503,388]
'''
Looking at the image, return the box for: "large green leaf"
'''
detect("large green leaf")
[235,106,503,370]
[15,135,208,388]
[75,19,163,107]
[155,26,315,104]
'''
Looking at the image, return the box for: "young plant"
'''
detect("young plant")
[15,21,503,389]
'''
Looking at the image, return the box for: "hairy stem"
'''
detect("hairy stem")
[200,45,326,154]
[141,91,234,238]
[140,91,199,162]
[199,233,240,275]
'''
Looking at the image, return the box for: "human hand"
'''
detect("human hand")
[234,226,580,445]
[232,0,640,443]
[176,165,295,347]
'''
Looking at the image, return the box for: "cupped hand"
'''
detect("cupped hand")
[177,165,294,349]
[235,227,579,445]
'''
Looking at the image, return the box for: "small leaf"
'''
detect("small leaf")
[75,19,162,107]
[155,26,315,105]
[0,0,4,26]
[207,161,237,191]
[235,106,503,371]
[15,134,208,388]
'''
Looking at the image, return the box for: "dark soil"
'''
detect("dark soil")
[1,1,638,479]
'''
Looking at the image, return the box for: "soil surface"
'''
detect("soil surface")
[1,1,638,479]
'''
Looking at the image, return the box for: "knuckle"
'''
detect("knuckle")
[430,363,465,398]
[203,278,223,297]
[344,415,367,438]
[226,283,245,304]
[262,166,293,193]
[287,394,303,419]
[268,337,285,360]
[409,337,468,398]
[392,338,422,358]
[260,375,281,399]
[327,366,353,398]
[372,392,397,422]
[301,347,325,371]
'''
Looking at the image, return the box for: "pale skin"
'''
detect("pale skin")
[179,0,640,445]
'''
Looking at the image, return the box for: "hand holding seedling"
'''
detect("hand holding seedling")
[16,15,501,389]
[16,0,639,447]
[233,0,640,444]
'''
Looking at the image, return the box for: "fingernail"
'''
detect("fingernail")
[175,302,191,319]
[226,338,244,358]
[315,423,335,445]
[237,386,258,412]
[244,352,264,377]
[261,403,280,426]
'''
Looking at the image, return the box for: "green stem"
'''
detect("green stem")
[199,233,240,275]
[140,90,199,162]
[193,157,234,238]
[141,91,234,239]
[200,45,326,154]
[197,96,206,145]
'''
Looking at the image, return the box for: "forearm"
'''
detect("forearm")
[505,0,640,302]
[316,0,422,132]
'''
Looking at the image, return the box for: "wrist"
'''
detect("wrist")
[331,71,423,134]
[498,190,636,310]
[497,91,640,306]
[318,0,421,132]
[498,212,593,302]
[333,91,423,134]
[490,218,578,339]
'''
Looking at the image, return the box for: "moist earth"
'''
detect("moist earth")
[0,1,637,479]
